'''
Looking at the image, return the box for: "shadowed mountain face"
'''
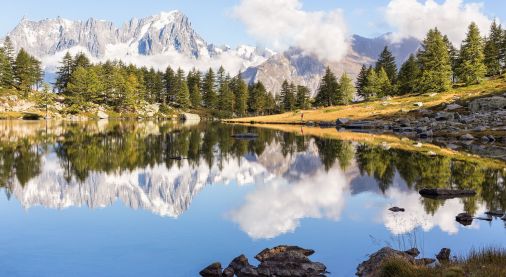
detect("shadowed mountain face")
[0,121,503,233]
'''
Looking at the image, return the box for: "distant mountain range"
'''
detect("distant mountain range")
[2,11,420,95]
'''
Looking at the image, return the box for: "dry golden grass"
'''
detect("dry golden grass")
[227,78,506,124]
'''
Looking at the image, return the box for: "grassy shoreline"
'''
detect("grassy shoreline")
[226,78,506,124]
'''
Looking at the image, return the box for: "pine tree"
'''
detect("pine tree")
[187,69,202,108]
[176,68,190,109]
[73,52,91,70]
[456,22,486,86]
[2,36,15,65]
[219,79,234,115]
[55,52,74,93]
[443,35,459,83]
[190,83,202,108]
[416,28,453,93]
[337,73,355,105]
[14,48,41,95]
[295,85,310,109]
[397,54,420,95]
[67,66,103,108]
[216,66,226,89]
[279,80,296,111]
[375,46,397,84]
[203,68,217,109]
[314,67,339,107]
[234,73,249,116]
[0,48,14,89]
[484,20,503,76]
[164,66,177,103]
[355,65,369,99]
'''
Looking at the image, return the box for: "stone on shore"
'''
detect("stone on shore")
[436,248,451,263]
[356,247,415,277]
[200,245,327,277]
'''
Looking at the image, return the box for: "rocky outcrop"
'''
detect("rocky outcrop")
[200,245,327,277]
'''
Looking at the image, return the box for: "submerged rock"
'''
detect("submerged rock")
[200,245,327,277]
[456,213,473,226]
[388,207,405,212]
[419,188,476,199]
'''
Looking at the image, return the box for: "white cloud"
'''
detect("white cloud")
[229,166,349,239]
[41,44,270,75]
[232,0,349,62]
[385,0,493,46]
[382,187,486,235]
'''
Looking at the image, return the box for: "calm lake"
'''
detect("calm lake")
[0,120,504,276]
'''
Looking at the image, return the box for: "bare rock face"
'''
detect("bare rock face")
[200,245,327,277]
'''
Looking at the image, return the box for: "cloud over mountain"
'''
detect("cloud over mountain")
[232,0,349,62]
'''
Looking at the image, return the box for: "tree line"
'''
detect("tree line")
[53,52,279,117]
[0,37,43,96]
[354,21,506,102]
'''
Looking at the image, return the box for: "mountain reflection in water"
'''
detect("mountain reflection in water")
[0,120,505,240]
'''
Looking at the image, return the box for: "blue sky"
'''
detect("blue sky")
[1,0,505,47]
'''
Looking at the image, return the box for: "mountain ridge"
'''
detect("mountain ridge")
[2,11,421,95]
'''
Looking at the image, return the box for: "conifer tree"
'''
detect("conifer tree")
[2,37,15,65]
[73,52,91,70]
[337,73,355,105]
[484,20,503,76]
[375,46,397,84]
[397,54,420,95]
[219,79,234,115]
[314,67,339,107]
[443,35,459,83]
[0,48,14,88]
[416,28,453,93]
[375,68,391,98]
[176,68,190,109]
[203,68,217,109]
[295,85,310,109]
[55,52,74,93]
[234,74,249,116]
[164,66,177,103]
[456,22,486,85]
[362,69,378,100]
[67,66,103,108]
[355,65,369,99]
[14,48,42,95]
[280,80,296,111]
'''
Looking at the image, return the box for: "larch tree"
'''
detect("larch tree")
[337,73,355,105]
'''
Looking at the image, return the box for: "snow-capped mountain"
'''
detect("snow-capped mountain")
[4,11,274,73]
[3,11,420,95]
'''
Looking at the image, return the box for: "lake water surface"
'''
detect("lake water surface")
[0,120,504,276]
